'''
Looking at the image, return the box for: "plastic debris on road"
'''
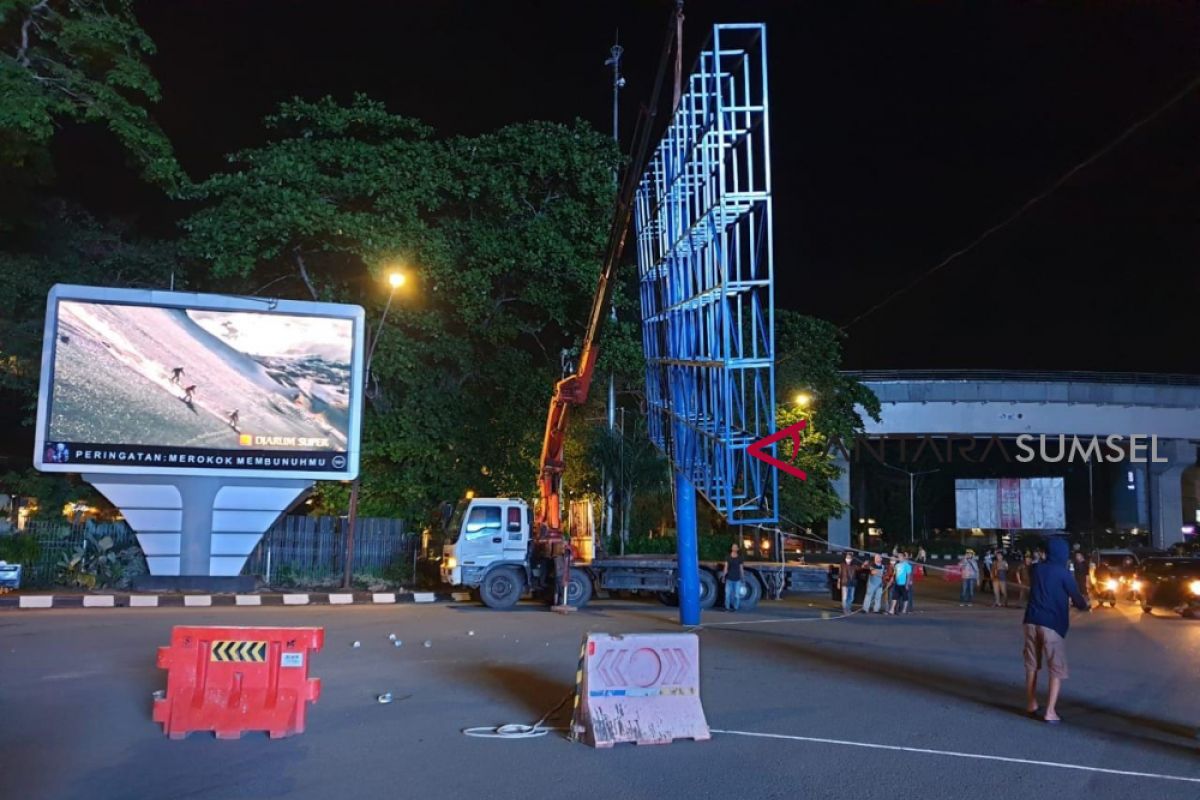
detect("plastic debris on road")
[423,640,432,648]
[388,633,397,640]
[393,640,403,648]
[377,693,393,704]
[352,641,361,648]
[468,630,475,636]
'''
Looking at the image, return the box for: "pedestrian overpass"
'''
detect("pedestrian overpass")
[829,371,1200,550]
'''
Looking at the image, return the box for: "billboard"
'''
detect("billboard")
[34,285,365,480]
[955,478,1066,530]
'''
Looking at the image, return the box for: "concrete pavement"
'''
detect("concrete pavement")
[1,587,1198,800]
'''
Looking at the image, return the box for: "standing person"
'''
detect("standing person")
[981,549,994,594]
[838,551,857,614]
[992,550,1010,607]
[863,553,886,613]
[722,543,744,612]
[1015,555,1032,606]
[183,384,197,404]
[228,409,239,429]
[1024,537,1090,723]
[888,552,913,615]
[170,366,184,385]
[1072,551,1090,604]
[959,549,979,606]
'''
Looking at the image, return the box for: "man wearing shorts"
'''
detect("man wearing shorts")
[887,552,913,615]
[1023,536,1090,723]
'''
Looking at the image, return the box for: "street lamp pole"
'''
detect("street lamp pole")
[343,271,405,589]
[602,36,624,546]
[880,462,939,544]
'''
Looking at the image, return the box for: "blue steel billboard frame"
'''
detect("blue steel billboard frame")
[635,23,778,526]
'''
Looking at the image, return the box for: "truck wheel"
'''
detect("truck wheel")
[480,567,523,609]
[657,591,679,606]
[737,574,763,610]
[565,568,593,608]
[697,571,718,609]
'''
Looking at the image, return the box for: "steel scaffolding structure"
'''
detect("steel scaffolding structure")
[635,23,778,525]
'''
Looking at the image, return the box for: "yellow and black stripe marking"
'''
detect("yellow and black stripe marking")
[210,640,267,662]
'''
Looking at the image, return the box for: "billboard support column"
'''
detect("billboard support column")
[675,469,700,627]
[85,473,310,585]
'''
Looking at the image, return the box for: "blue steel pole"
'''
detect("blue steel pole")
[675,467,700,626]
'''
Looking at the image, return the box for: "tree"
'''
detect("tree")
[0,0,180,189]
[773,310,880,526]
[588,415,668,553]
[183,96,620,518]
[0,200,179,414]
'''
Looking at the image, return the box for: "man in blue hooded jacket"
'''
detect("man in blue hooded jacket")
[1023,536,1090,723]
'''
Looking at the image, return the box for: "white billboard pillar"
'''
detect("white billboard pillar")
[85,473,311,578]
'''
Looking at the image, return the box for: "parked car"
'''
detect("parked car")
[1136,557,1200,617]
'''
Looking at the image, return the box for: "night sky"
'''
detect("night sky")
[57,1,1200,372]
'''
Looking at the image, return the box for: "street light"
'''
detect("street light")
[343,268,407,589]
[794,391,813,408]
[879,463,939,543]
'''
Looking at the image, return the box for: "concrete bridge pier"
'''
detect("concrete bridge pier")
[1149,438,1196,550]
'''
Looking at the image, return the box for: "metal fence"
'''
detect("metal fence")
[4,515,412,588]
[9,521,138,586]
[242,515,414,586]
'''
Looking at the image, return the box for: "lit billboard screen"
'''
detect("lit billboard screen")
[34,285,365,479]
[955,478,1066,530]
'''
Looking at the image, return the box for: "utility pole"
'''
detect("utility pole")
[880,462,939,544]
[602,35,624,547]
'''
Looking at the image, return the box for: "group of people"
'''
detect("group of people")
[720,535,1094,723]
[958,546,1100,609]
[833,547,926,616]
[169,365,240,430]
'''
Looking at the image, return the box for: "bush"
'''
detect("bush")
[0,534,41,565]
[617,532,734,562]
[56,534,147,589]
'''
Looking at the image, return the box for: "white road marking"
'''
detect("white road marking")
[697,608,860,627]
[712,729,1200,784]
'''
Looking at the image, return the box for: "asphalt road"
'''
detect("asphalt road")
[2,583,1199,800]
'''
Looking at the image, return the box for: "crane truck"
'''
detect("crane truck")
[439,7,829,610]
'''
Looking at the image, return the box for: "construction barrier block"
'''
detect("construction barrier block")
[153,626,324,740]
[570,632,710,748]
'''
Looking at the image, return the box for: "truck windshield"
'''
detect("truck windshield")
[445,500,469,544]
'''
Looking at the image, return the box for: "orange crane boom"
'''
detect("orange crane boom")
[534,2,684,547]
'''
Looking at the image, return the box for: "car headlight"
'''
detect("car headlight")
[1130,580,1143,592]
[1189,580,1200,596]
[1104,579,1119,591]
[444,557,457,569]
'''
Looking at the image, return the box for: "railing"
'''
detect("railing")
[12,521,137,586]
[4,515,413,588]
[844,370,1200,387]
[242,515,413,586]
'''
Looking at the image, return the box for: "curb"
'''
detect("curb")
[0,590,474,610]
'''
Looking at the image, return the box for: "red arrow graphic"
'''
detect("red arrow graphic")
[747,420,808,481]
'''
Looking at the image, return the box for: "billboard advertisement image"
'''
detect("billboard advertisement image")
[34,285,365,479]
[955,478,1066,530]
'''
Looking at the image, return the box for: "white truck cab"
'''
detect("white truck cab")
[441,497,532,598]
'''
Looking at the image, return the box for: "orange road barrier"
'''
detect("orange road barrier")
[154,626,323,739]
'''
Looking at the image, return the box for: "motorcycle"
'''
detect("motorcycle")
[1094,573,1142,608]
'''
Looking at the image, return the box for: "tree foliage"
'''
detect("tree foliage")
[0,200,179,413]
[774,310,880,526]
[183,96,621,517]
[0,0,179,188]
